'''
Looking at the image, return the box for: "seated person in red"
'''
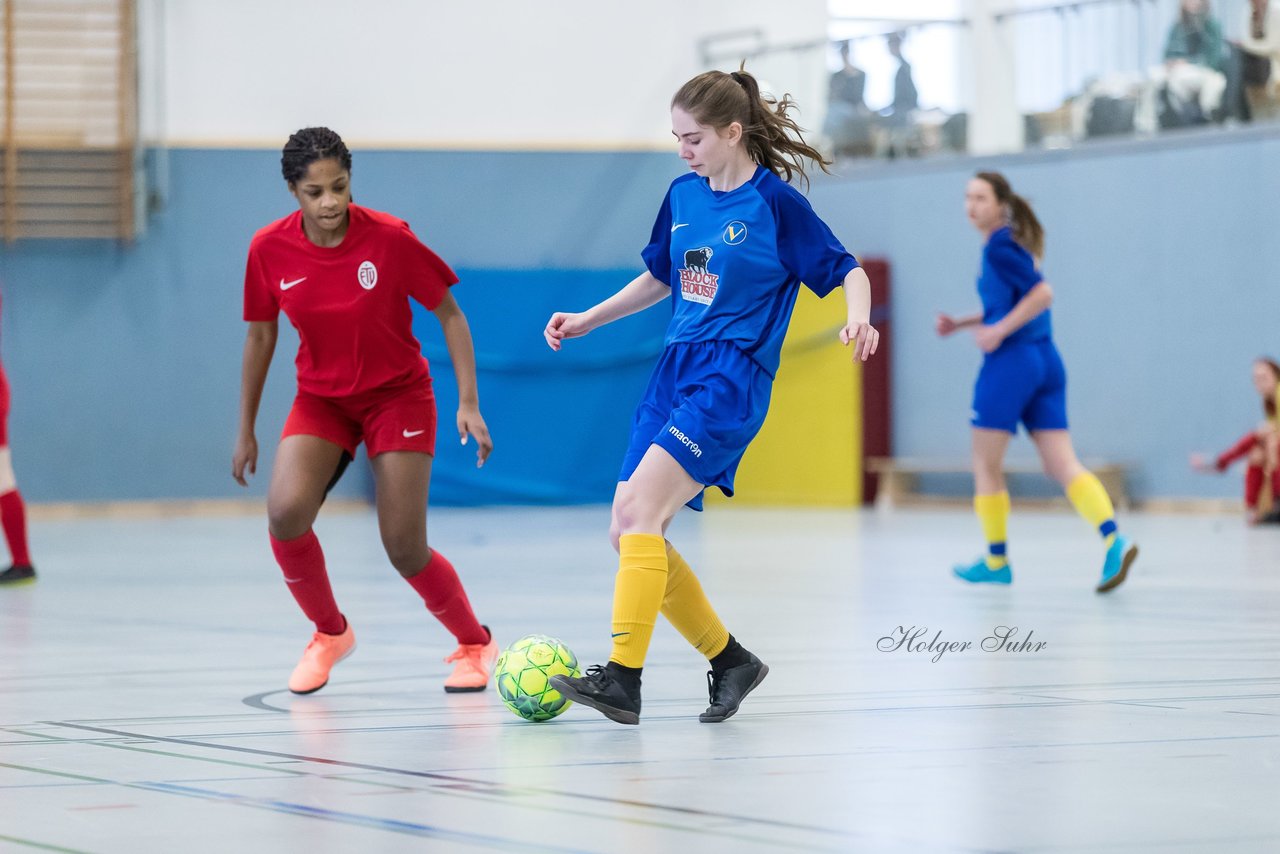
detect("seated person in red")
[1191,357,1280,523]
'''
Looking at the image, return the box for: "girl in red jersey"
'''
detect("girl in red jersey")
[1191,357,1280,523]
[0,296,35,585]
[232,127,497,694]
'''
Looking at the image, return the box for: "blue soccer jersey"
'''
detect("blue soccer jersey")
[977,226,1050,348]
[641,166,858,377]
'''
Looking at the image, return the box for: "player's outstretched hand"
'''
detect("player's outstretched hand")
[232,433,258,487]
[458,407,493,468]
[840,321,880,362]
[935,313,959,337]
[544,312,593,351]
[1189,452,1212,473]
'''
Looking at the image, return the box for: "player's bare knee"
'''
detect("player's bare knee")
[1249,446,1266,466]
[0,447,14,494]
[267,500,317,541]
[382,535,428,577]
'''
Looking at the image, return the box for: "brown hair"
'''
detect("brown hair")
[975,171,1045,260]
[1258,357,1280,417]
[672,66,830,189]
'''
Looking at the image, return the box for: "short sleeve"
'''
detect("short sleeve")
[640,187,674,286]
[243,242,279,322]
[768,186,858,298]
[399,224,458,310]
[986,234,1043,298]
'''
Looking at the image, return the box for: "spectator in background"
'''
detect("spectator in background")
[883,31,920,157]
[829,41,866,113]
[887,31,918,117]
[1191,358,1280,524]
[824,40,873,157]
[1145,0,1228,128]
[1236,0,1280,120]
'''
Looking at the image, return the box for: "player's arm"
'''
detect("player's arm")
[936,311,984,336]
[432,290,493,468]
[232,320,278,486]
[974,281,1053,353]
[837,266,879,362]
[543,271,669,351]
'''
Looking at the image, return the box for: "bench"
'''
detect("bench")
[865,457,1131,511]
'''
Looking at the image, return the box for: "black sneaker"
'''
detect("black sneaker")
[0,564,35,586]
[550,664,641,725]
[699,653,769,723]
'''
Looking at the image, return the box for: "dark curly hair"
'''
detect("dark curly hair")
[281,127,351,185]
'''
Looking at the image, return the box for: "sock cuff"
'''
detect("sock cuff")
[619,532,667,559]
[269,528,319,556]
[974,491,1010,510]
[1066,472,1098,501]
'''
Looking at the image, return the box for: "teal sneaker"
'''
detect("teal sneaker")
[1096,536,1138,593]
[953,558,1011,585]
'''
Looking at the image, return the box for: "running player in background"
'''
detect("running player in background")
[543,68,879,725]
[0,293,34,587]
[1190,357,1280,523]
[937,171,1137,593]
[232,127,497,694]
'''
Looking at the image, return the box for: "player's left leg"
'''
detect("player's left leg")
[0,447,33,585]
[1032,429,1137,593]
[369,450,495,692]
[553,444,702,725]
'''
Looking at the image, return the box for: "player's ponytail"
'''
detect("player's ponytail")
[281,127,352,186]
[975,171,1045,260]
[672,65,831,190]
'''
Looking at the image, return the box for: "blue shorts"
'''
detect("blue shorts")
[971,339,1068,434]
[619,340,773,511]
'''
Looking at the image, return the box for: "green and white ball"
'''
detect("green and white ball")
[494,634,580,722]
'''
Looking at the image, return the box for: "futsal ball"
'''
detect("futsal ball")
[494,634,580,722]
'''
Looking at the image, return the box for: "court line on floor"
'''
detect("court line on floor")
[38,721,900,850]
[0,834,91,854]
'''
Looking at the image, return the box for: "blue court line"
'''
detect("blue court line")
[46,721,859,842]
[134,781,597,852]
[0,834,91,854]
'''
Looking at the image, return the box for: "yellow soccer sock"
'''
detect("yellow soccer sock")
[609,533,669,669]
[661,543,730,660]
[974,491,1011,570]
[1066,472,1118,547]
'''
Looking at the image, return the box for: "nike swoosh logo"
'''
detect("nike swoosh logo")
[403,429,426,438]
[611,632,630,638]
[280,277,306,290]
[284,576,303,584]
[671,223,689,232]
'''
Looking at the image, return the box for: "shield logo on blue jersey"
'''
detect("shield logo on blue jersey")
[722,221,747,245]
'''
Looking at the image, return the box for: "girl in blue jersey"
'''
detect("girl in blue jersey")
[542,69,879,725]
[936,171,1137,593]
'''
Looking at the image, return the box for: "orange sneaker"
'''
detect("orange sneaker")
[443,628,498,693]
[288,622,355,695]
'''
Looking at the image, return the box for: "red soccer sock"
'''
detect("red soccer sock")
[1245,465,1265,509]
[0,489,31,567]
[404,549,488,645]
[269,530,345,635]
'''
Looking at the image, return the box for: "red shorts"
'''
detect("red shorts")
[282,381,437,458]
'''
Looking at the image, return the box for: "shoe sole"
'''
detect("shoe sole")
[288,641,356,695]
[699,663,770,723]
[0,577,36,586]
[1096,543,1139,593]
[550,675,639,725]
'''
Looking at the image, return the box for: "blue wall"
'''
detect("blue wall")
[2,130,1277,503]
[0,149,680,503]
[808,126,1280,501]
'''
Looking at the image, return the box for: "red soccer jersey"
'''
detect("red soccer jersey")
[243,204,457,398]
